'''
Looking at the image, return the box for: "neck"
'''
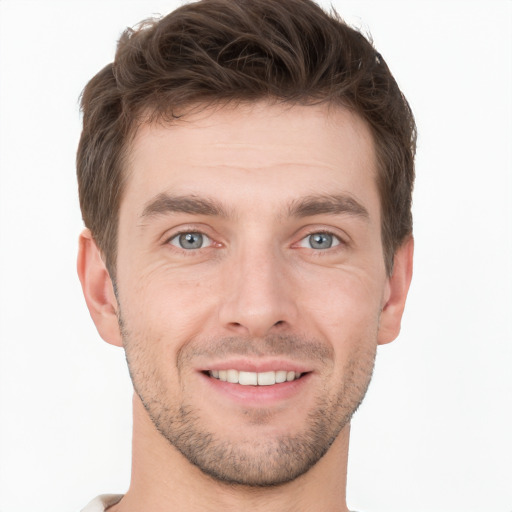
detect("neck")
[112,394,350,512]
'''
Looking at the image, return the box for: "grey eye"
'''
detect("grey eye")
[299,232,340,250]
[169,232,211,250]
[309,233,333,249]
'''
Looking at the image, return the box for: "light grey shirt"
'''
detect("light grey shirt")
[81,494,123,512]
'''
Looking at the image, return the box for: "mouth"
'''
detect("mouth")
[205,369,304,386]
[199,364,312,405]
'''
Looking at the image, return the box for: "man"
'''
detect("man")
[76,0,415,510]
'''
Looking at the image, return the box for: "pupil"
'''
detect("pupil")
[310,233,332,249]
[179,232,203,249]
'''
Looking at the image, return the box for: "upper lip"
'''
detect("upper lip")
[198,358,312,374]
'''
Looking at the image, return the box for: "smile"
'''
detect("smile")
[208,369,302,386]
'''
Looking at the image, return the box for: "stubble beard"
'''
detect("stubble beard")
[121,315,377,488]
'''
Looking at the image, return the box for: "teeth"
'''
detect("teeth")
[258,371,275,386]
[239,371,258,385]
[226,369,238,383]
[209,369,302,385]
[275,370,287,383]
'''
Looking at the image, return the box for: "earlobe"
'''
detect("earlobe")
[77,229,123,347]
[377,236,414,345]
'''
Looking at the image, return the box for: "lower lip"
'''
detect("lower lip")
[199,372,311,406]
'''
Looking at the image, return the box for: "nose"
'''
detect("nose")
[218,246,298,338]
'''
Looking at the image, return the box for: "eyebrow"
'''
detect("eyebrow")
[287,194,369,220]
[139,192,369,222]
[140,193,229,219]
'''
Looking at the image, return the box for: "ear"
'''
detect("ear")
[77,229,123,347]
[377,236,414,345]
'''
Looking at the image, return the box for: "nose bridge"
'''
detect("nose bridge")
[219,237,297,337]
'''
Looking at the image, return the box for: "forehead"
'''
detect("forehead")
[122,101,379,217]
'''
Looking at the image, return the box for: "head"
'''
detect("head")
[77,0,416,279]
[77,0,415,489]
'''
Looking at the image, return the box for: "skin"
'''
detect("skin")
[78,102,413,512]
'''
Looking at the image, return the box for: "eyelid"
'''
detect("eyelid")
[162,223,210,240]
[300,226,346,240]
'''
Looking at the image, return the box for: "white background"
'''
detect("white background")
[0,1,511,511]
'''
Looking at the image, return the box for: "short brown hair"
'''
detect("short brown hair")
[77,0,416,277]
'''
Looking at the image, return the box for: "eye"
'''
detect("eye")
[299,232,341,250]
[169,232,212,250]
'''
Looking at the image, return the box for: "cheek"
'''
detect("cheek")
[295,270,383,389]
[298,267,385,336]
[120,263,218,345]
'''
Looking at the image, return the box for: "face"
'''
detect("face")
[114,102,390,486]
